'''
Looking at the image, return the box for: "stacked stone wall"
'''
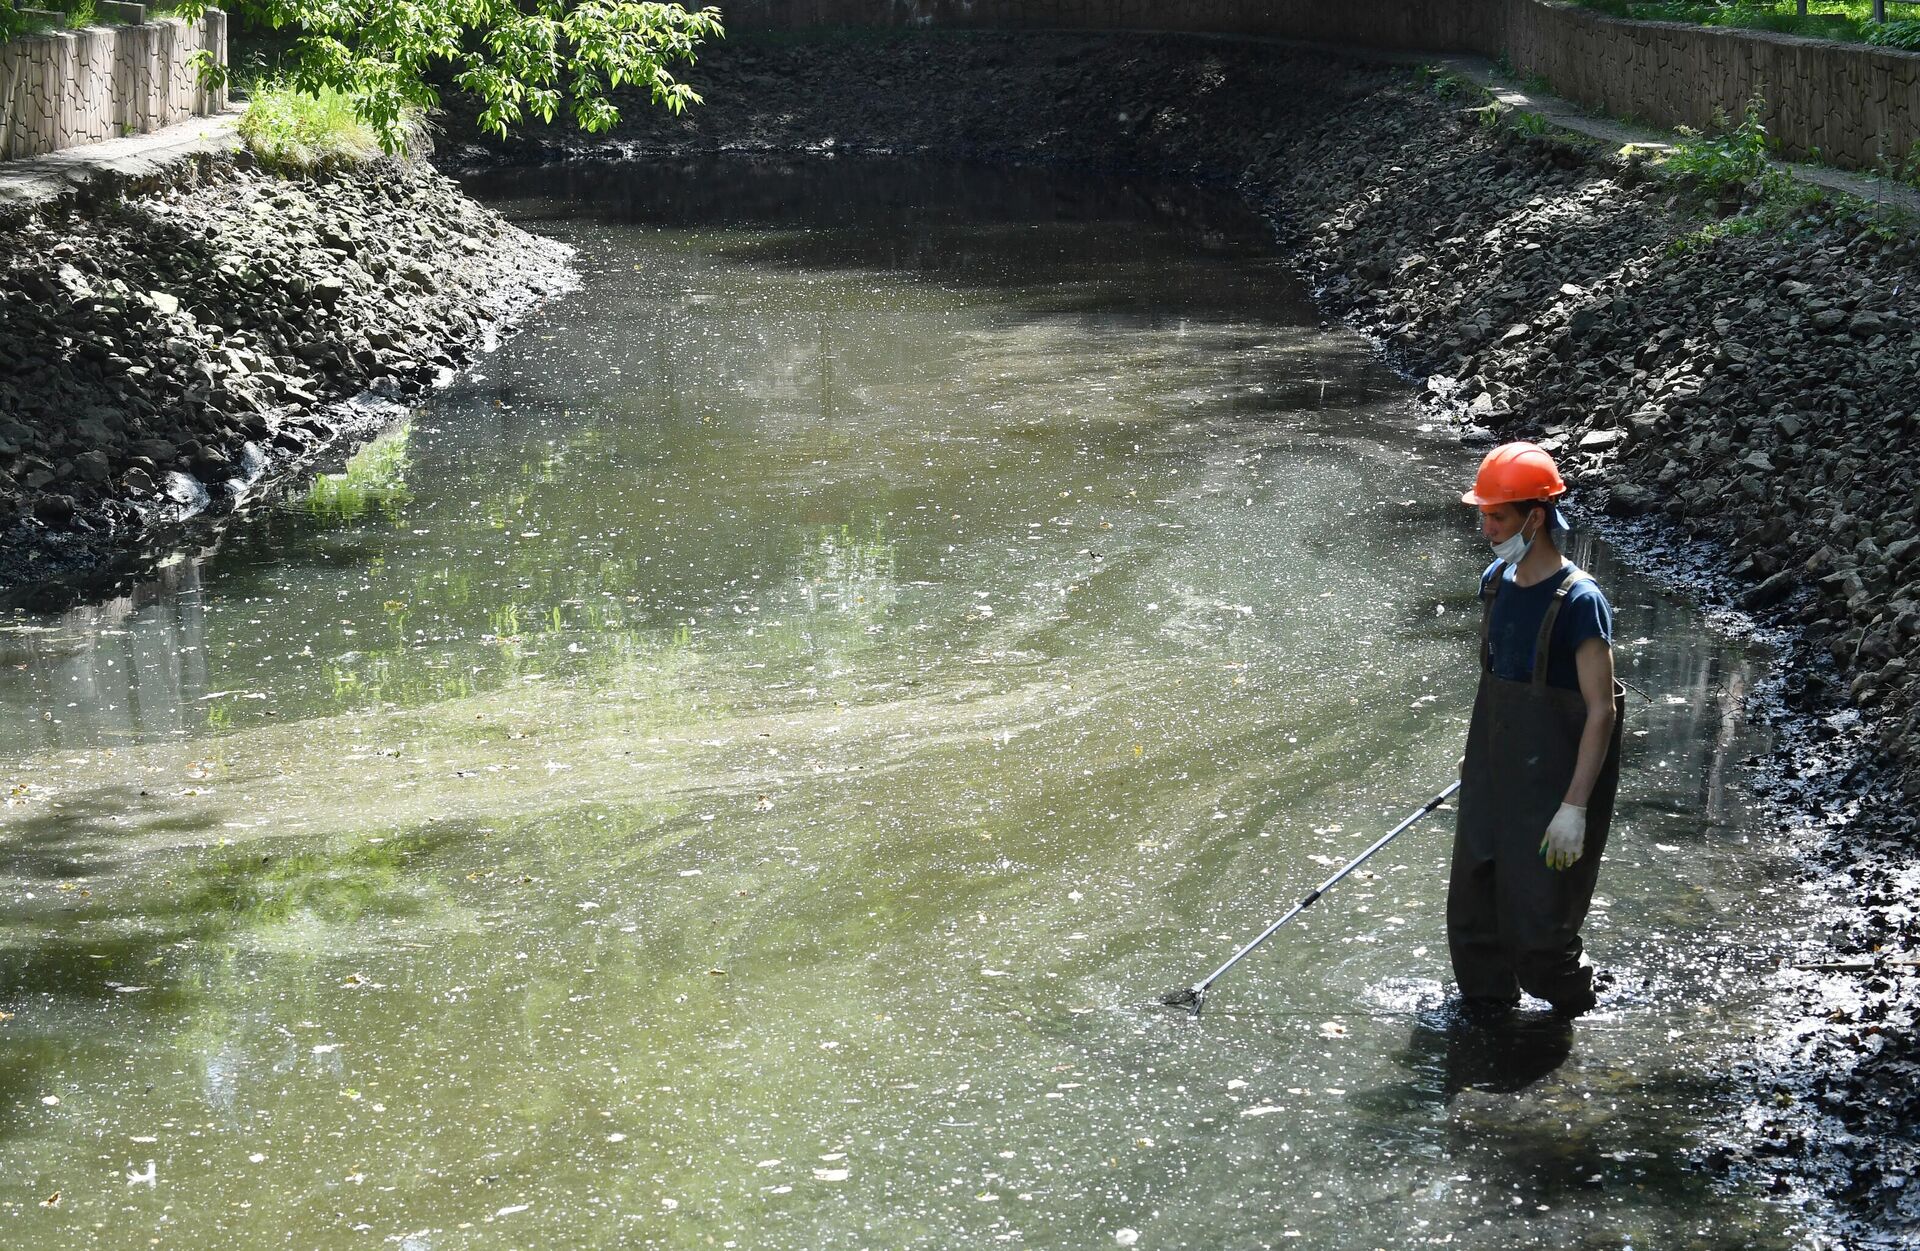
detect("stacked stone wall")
[1505,1,1920,171]
[726,0,1505,49]
[0,7,227,161]
[725,0,1920,172]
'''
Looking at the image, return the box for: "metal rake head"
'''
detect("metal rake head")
[1157,986,1206,1017]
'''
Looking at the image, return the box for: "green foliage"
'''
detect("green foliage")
[1662,97,1784,197]
[237,79,410,170]
[2,0,721,148]
[1414,64,1475,100]
[1666,212,1766,255]
[1474,101,1553,139]
[1879,138,1920,190]
[1,2,49,34]
[167,0,723,152]
[305,420,415,520]
[1664,176,1830,255]
[1573,0,1920,44]
[1867,17,1920,46]
[0,0,101,33]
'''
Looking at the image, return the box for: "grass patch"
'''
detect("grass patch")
[237,80,424,172]
[305,420,414,526]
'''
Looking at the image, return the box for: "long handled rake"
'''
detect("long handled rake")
[1159,779,1461,1017]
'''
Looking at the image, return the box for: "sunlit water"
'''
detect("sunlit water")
[0,160,1812,1248]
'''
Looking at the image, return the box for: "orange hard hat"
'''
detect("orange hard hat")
[1461,441,1566,507]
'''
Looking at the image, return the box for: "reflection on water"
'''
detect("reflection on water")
[0,158,1809,1248]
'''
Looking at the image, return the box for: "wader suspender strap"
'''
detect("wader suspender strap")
[1530,570,1591,689]
[1477,561,1507,674]
[1478,564,1591,684]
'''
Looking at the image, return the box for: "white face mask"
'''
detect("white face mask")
[1490,513,1539,566]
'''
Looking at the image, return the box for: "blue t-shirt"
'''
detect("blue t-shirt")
[1481,561,1613,691]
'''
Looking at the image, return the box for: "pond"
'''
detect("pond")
[0,158,1810,1248]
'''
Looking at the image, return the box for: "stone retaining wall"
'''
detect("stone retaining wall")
[1505,2,1920,172]
[0,7,227,161]
[726,0,1502,49]
[725,0,1920,171]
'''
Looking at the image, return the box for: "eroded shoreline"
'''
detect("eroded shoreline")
[0,157,572,608]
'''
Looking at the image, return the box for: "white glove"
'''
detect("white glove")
[1540,802,1587,871]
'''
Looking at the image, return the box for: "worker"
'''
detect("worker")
[1449,441,1626,1019]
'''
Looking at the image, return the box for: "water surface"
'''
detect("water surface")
[0,159,1808,1249]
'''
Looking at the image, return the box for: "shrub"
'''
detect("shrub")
[237,81,424,172]
[1867,18,1920,48]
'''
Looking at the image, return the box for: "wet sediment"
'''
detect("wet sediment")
[442,30,1920,1241]
[0,157,571,606]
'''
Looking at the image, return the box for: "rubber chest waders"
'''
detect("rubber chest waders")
[1447,563,1627,1009]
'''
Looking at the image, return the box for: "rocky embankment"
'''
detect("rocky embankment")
[453,29,1920,1239]
[0,157,569,604]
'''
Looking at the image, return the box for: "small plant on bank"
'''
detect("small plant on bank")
[1665,176,1832,254]
[1876,138,1920,191]
[1510,110,1552,136]
[1666,212,1767,255]
[1662,96,1786,198]
[1415,65,1473,100]
[237,81,424,172]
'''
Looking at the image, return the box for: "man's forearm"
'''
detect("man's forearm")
[1563,707,1615,808]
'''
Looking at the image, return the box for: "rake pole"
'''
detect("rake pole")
[1161,779,1461,1017]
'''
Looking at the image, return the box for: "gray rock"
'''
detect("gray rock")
[73,450,110,483]
[1885,537,1920,568]
[1741,569,1799,610]
[1605,482,1658,516]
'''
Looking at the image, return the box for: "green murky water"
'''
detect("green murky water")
[1,161,1811,1248]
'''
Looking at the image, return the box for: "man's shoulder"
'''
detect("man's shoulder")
[1563,565,1612,609]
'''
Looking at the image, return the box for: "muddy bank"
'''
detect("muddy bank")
[448,29,1920,1241]
[0,156,571,607]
